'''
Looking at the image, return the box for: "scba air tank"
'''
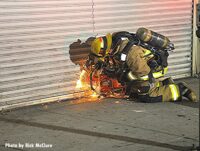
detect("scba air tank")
[136,27,170,49]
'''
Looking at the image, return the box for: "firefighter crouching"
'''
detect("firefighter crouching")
[85,28,197,102]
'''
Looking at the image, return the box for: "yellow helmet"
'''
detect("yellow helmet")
[91,33,112,57]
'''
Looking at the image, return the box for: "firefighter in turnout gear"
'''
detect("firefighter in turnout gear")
[86,28,197,102]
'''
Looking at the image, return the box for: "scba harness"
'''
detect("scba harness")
[111,30,172,85]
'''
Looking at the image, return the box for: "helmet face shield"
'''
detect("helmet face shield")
[91,33,112,57]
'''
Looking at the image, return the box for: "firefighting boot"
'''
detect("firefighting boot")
[178,82,197,102]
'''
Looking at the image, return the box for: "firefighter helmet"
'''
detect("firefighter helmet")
[91,33,112,57]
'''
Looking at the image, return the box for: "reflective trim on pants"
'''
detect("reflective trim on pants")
[169,84,180,101]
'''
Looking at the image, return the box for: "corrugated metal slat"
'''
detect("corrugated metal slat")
[0,0,94,108]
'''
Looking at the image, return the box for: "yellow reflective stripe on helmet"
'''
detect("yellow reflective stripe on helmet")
[169,84,180,101]
[100,38,104,48]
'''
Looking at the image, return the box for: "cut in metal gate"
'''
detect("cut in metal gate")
[0,0,193,110]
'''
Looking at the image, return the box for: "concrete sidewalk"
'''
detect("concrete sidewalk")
[0,77,199,151]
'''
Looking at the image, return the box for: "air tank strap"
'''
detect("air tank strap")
[117,41,136,84]
[121,41,136,55]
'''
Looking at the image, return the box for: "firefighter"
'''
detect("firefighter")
[87,28,197,102]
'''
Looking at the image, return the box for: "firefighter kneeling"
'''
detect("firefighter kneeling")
[85,28,197,102]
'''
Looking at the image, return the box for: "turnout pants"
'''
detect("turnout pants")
[131,77,181,103]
